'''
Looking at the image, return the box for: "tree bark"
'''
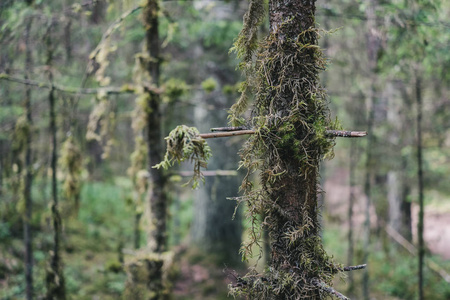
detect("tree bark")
[23,18,34,300]
[415,71,425,300]
[233,1,343,298]
[144,0,167,254]
[347,143,356,296]
[124,2,169,299]
[45,23,66,300]
[363,1,382,298]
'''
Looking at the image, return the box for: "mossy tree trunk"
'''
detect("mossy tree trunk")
[124,1,169,299]
[143,0,167,255]
[45,22,66,300]
[231,0,342,298]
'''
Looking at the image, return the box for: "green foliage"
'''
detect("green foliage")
[201,77,217,94]
[163,78,189,103]
[154,125,212,189]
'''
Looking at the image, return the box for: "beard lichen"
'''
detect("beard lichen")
[228,1,343,299]
[59,135,83,215]
[153,125,212,189]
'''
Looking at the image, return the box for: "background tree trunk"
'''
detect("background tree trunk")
[415,70,425,300]
[363,1,382,298]
[45,23,66,300]
[23,18,34,300]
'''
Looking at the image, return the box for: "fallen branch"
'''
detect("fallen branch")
[311,278,349,300]
[199,129,367,139]
[0,73,135,95]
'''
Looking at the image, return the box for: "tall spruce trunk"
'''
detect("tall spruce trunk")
[363,1,381,298]
[232,1,342,298]
[45,23,66,300]
[144,0,166,254]
[23,18,34,300]
[415,71,425,300]
[123,2,168,299]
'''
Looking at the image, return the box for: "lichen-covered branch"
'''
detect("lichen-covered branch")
[154,125,211,189]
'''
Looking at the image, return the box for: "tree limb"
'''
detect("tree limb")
[0,73,135,95]
[200,129,367,139]
[343,264,367,271]
[311,278,349,300]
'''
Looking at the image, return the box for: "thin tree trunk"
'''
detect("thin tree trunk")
[45,23,66,300]
[144,0,166,254]
[415,71,425,300]
[123,2,168,299]
[23,18,34,300]
[133,212,142,249]
[347,143,356,296]
[363,1,381,298]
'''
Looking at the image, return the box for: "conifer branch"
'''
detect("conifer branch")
[0,73,135,95]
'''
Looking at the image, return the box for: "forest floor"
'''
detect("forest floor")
[324,167,450,260]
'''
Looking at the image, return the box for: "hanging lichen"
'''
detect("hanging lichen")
[85,92,117,159]
[59,135,83,214]
[153,125,212,189]
[228,0,266,126]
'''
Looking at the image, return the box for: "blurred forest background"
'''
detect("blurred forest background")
[0,0,449,299]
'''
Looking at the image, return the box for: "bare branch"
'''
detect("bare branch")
[211,126,247,132]
[178,170,237,177]
[343,264,367,271]
[311,278,349,300]
[199,129,367,139]
[89,5,143,62]
[199,130,256,139]
[0,73,135,95]
[325,130,367,137]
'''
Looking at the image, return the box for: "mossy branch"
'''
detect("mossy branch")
[153,125,212,189]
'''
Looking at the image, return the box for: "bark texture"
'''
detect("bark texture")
[230,1,342,298]
[45,23,66,300]
[124,1,170,299]
[23,18,34,300]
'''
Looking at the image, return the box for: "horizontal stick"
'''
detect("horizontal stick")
[343,264,367,271]
[325,130,367,137]
[178,170,238,177]
[211,126,246,132]
[199,130,256,139]
[199,129,367,139]
[0,73,135,95]
[311,278,349,300]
